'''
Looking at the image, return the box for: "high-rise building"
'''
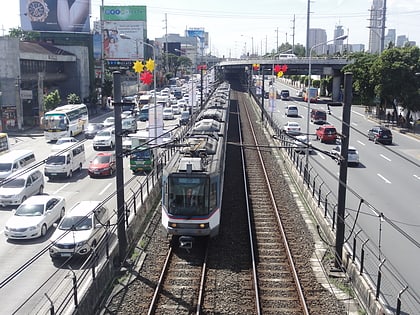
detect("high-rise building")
[308,28,327,54]
[396,35,409,47]
[368,0,384,53]
[384,29,396,48]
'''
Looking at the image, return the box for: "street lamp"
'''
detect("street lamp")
[305,34,348,180]
[120,35,159,145]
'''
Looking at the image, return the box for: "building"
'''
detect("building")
[384,29,396,48]
[0,36,91,131]
[308,28,328,55]
[368,0,385,53]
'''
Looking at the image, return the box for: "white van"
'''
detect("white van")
[44,142,85,179]
[122,117,137,134]
[0,169,44,207]
[0,150,36,179]
[49,201,110,260]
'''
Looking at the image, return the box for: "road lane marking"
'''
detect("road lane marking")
[54,183,70,194]
[351,122,358,127]
[414,175,420,180]
[380,154,391,162]
[377,173,391,184]
[352,110,365,117]
[357,140,365,146]
[100,183,112,195]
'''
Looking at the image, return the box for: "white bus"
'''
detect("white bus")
[43,104,89,141]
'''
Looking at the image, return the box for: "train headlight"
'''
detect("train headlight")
[199,223,206,229]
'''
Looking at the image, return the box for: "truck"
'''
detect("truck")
[304,87,318,103]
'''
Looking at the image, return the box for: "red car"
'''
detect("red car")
[316,125,337,143]
[88,152,116,177]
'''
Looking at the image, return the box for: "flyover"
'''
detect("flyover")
[217,57,351,101]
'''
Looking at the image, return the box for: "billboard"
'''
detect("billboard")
[102,5,147,21]
[20,0,91,32]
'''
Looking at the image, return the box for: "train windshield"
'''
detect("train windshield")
[167,176,209,216]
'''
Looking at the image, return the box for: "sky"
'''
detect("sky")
[2,0,419,58]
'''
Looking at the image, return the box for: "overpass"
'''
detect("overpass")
[217,57,351,101]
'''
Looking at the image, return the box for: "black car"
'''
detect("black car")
[84,123,104,139]
[367,126,393,144]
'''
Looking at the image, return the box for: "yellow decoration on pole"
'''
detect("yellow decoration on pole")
[133,60,143,73]
[277,71,284,78]
[145,58,155,72]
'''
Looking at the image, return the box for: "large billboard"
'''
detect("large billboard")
[102,5,146,22]
[20,0,91,32]
[94,21,146,60]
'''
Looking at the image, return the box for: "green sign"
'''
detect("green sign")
[102,6,147,21]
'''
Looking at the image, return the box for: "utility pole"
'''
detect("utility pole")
[164,13,169,72]
[335,72,353,268]
[276,27,279,54]
[113,71,127,265]
[306,0,310,57]
[291,15,296,54]
[380,0,387,52]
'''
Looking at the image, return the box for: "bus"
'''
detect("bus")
[43,104,89,141]
[128,132,154,173]
[0,133,10,155]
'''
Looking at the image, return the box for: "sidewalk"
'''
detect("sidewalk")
[365,112,420,141]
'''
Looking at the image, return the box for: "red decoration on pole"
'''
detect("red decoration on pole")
[274,64,281,73]
[140,71,153,85]
[281,65,288,72]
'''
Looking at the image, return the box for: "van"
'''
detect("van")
[0,150,36,179]
[311,109,327,124]
[44,142,85,179]
[122,117,137,134]
[49,201,110,260]
[139,105,149,122]
[0,169,44,206]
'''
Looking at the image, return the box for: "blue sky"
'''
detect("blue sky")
[3,0,419,58]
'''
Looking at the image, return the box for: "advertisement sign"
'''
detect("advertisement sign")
[20,0,91,32]
[186,28,205,40]
[102,5,147,21]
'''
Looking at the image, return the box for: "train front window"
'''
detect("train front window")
[168,176,208,216]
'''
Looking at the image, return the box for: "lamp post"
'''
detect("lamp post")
[305,34,348,181]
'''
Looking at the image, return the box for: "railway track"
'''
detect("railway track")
[100,85,347,314]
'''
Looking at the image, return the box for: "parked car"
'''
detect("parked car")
[102,117,115,128]
[163,108,174,120]
[84,123,104,139]
[282,121,301,135]
[293,135,313,154]
[316,125,337,143]
[330,145,360,166]
[285,105,299,117]
[93,127,115,150]
[88,152,116,177]
[49,201,110,260]
[4,195,66,239]
[367,126,393,144]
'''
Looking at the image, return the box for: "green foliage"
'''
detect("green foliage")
[43,90,61,111]
[8,27,39,41]
[67,93,81,104]
[344,47,420,112]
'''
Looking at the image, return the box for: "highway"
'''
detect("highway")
[0,110,155,314]
[266,79,420,311]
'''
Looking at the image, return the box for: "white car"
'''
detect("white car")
[49,201,110,260]
[171,104,181,115]
[55,137,77,146]
[330,145,360,166]
[282,121,301,135]
[293,135,313,154]
[4,195,65,239]
[103,117,115,128]
[163,108,174,120]
[93,127,115,150]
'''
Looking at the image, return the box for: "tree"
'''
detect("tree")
[44,90,61,111]
[342,52,377,106]
[8,27,39,41]
[67,93,81,104]
[371,46,420,120]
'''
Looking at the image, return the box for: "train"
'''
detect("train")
[161,83,231,248]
